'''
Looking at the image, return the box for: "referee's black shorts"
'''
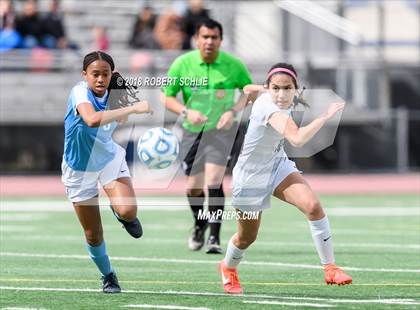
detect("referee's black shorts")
[180,125,240,176]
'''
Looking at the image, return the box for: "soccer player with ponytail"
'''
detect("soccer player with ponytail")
[219,63,352,294]
[61,51,151,293]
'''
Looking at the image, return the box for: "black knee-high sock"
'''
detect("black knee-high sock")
[187,191,207,228]
[208,185,225,238]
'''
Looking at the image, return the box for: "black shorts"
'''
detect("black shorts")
[180,125,240,176]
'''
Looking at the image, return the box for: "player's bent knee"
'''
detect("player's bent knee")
[305,199,322,218]
[237,233,257,249]
[84,229,103,246]
[116,206,137,221]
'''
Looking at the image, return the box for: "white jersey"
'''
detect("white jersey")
[232,92,298,211]
[234,92,290,187]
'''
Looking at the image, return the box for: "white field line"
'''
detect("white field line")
[3,226,418,237]
[331,299,420,305]
[1,252,419,273]
[0,214,48,221]
[122,305,211,310]
[2,235,419,251]
[0,286,299,300]
[243,300,334,308]
[0,308,47,310]
[0,200,187,212]
[1,278,419,287]
[244,295,420,303]
[143,239,420,250]
[244,298,420,306]
[0,226,35,232]
[331,228,419,236]
[1,200,419,216]
[326,207,419,216]
[1,286,419,306]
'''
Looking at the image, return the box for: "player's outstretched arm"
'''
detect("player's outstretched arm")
[217,84,265,130]
[268,102,344,147]
[77,100,151,128]
[242,84,266,106]
[243,84,265,95]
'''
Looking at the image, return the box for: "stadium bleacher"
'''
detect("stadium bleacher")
[0,0,419,172]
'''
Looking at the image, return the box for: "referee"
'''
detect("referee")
[162,19,252,254]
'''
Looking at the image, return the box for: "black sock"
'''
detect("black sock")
[208,185,225,239]
[187,191,207,228]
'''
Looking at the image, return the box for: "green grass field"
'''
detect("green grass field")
[1,194,419,309]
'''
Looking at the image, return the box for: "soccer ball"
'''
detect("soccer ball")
[137,127,179,169]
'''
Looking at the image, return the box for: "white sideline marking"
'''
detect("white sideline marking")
[332,228,418,236]
[1,252,419,273]
[243,300,334,308]
[245,298,420,306]
[1,278,419,287]
[1,200,419,216]
[0,286,287,299]
[256,241,420,250]
[1,286,419,306]
[0,200,188,212]
[123,305,211,310]
[0,226,35,232]
[327,207,419,216]
[332,299,420,305]
[250,295,420,305]
[2,235,419,250]
[0,214,48,221]
[0,308,47,310]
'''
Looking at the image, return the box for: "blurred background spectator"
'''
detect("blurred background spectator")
[1,0,16,29]
[15,0,44,48]
[182,0,210,49]
[93,26,109,51]
[0,1,419,173]
[41,0,67,49]
[154,9,184,50]
[0,0,21,52]
[1,0,76,51]
[129,6,159,49]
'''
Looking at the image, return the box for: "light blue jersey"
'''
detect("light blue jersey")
[63,81,117,172]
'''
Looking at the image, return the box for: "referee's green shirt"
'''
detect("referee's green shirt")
[163,50,252,132]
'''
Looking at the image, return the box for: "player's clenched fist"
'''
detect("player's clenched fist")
[133,100,153,114]
[187,109,208,125]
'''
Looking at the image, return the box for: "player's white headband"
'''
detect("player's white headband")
[266,68,297,82]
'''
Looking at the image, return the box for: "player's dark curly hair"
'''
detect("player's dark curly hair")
[83,51,115,71]
[266,63,309,108]
[82,51,140,110]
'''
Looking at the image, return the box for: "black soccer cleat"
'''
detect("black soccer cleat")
[102,272,121,293]
[188,224,207,251]
[110,206,143,239]
[206,236,223,254]
[206,235,223,254]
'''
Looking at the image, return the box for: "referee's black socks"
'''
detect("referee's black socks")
[187,191,207,228]
[208,185,225,239]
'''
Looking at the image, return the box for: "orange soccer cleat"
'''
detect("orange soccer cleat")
[324,264,352,285]
[218,261,243,294]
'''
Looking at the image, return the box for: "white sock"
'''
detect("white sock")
[224,237,245,268]
[308,215,335,265]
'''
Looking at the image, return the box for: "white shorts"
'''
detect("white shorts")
[61,145,131,203]
[232,158,300,212]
